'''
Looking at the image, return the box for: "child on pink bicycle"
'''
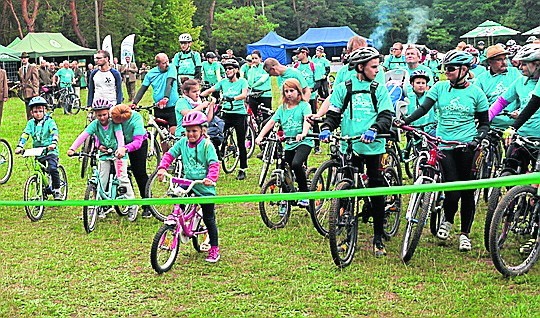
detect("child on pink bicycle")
[156,111,221,262]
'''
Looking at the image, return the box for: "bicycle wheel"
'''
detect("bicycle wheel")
[259,177,290,229]
[221,128,239,174]
[308,160,340,237]
[483,143,502,203]
[24,175,45,222]
[80,135,95,179]
[150,224,180,274]
[429,192,445,237]
[67,94,81,114]
[489,186,540,276]
[83,184,99,233]
[258,139,277,187]
[146,135,162,175]
[145,169,172,221]
[0,138,13,184]
[328,180,358,268]
[57,164,68,200]
[401,186,432,263]
[403,138,415,179]
[42,93,54,110]
[473,151,487,207]
[245,122,256,159]
[191,210,210,252]
[384,147,403,183]
[485,171,514,251]
[383,167,401,238]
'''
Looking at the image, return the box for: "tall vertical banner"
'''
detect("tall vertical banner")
[120,34,136,64]
[101,35,113,61]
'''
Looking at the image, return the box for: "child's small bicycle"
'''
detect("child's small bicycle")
[150,173,212,274]
[22,147,68,221]
[71,150,135,233]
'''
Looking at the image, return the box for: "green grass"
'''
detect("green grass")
[0,89,539,317]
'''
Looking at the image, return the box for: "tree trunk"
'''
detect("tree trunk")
[6,0,24,38]
[21,0,40,33]
[206,0,216,50]
[69,0,88,47]
[292,0,301,36]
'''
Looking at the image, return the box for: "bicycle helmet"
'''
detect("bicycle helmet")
[206,52,217,59]
[506,39,516,47]
[429,49,439,55]
[526,36,538,44]
[182,111,208,127]
[410,70,430,83]
[348,47,380,71]
[221,59,240,69]
[477,40,485,46]
[28,96,48,108]
[507,45,522,57]
[178,33,192,42]
[92,98,114,110]
[513,44,540,62]
[464,47,480,56]
[442,50,473,66]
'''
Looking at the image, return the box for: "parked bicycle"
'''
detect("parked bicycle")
[40,85,81,114]
[150,173,212,274]
[0,138,13,184]
[246,102,274,159]
[473,128,504,207]
[488,135,540,276]
[22,147,68,221]
[399,125,467,263]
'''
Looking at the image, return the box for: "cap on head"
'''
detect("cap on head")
[316,46,324,52]
[21,52,30,59]
[293,46,309,54]
[486,45,509,59]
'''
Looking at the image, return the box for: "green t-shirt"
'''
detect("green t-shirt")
[475,67,521,129]
[54,68,75,88]
[423,59,440,76]
[294,61,324,100]
[21,115,59,157]
[121,111,146,143]
[383,55,406,71]
[172,50,202,79]
[277,68,308,89]
[312,56,331,71]
[202,61,221,85]
[533,77,540,98]
[168,137,218,196]
[272,101,314,150]
[329,77,394,155]
[504,77,539,138]
[426,81,489,144]
[85,119,123,159]
[174,97,194,136]
[240,63,250,80]
[214,78,248,114]
[246,64,272,98]
[406,87,437,131]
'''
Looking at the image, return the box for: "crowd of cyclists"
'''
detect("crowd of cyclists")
[8,31,540,269]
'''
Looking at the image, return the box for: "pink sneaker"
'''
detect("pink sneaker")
[205,246,220,263]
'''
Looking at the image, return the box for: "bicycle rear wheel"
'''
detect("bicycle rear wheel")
[0,138,13,184]
[67,94,81,114]
[246,122,256,158]
[328,180,358,268]
[150,224,180,274]
[485,171,514,251]
[401,187,431,263]
[221,128,239,174]
[24,175,45,222]
[309,160,340,237]
[383,167,401,238]
[83,184,99,233]
[489,186,540,276]
[80,136,95,179]
[259,177,290,229]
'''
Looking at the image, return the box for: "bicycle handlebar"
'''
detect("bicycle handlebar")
[161,172,215,196]
[399,125,466,146]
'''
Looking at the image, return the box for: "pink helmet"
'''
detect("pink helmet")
[464,47,479,56]
[182,111,208,127]
[429,49,438,55]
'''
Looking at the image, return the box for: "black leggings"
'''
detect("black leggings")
[309,98,320,147]
[352,154,386,237]
[248,96,272,126]
[284,144,312,192]
[440,148,476,234]
[128,139,148,199]
[222,113,248,169]
[201,203,218,246]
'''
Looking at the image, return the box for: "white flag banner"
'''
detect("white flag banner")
[102,35,113,61]
[120,34,136,64]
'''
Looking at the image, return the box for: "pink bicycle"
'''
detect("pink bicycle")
[150,173,212,274]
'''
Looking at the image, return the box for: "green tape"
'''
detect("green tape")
[2,173,540,207]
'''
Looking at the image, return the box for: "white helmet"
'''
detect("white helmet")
[513,44,540,62]
[506,39,516,47]
[178,33,192,42]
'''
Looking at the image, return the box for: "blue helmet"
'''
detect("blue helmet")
[28,96,48,108]
[443,50,474,66]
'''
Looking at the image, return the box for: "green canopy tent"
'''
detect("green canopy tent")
[0,44,20,62]
[523,26,540,36]
[7,37,21,48]
[9,32,96,58]
[460,20,521,46]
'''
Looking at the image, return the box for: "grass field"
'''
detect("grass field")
[0,89,539,317]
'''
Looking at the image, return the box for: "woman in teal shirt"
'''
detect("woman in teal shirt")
[246,50,273,125]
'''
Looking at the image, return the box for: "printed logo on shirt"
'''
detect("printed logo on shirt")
[444,97,470,113]
[491,82,507,97]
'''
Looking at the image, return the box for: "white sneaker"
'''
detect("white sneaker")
[437,221,452,240]
[127,205,139,222]
[459,234,472,252]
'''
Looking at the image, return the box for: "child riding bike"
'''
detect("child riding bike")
[156,111,221,263]
[67,98,138,220]
[15,96,63,200]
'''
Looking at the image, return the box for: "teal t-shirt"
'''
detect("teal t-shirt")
[240,63,250,80]
[172,50,202,79]
[272,101,314,150]
[121,111,146,143]
[277,68,309,89]
[533,77,540,98]
[312,56,331,71]
[214,78,248,114]
[423,59,440,77]
[329,77,394,155]
[54,68,75,88]
[383,55,406,71]
[470,65,487,83]
[202,61,221,85]
[142,66,179,108]
[168,137,218,196]
[21,115,59,157]
[294,61,324,100]
[174,97,195,136]
[426,81,489,144]
[246,64,272,98]
[85,119,123,159]
[504,77,539,138]
[475,67,521,129]
[406,87,437,131]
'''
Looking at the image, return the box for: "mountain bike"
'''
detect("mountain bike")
[40,85,81,114]
[473,128,503,206]
[71,150,135,233]
[150,174,212,274]
[322,133,401,267]
[399,125,467,263]
[22,147,68,221]
[0,138,13,184]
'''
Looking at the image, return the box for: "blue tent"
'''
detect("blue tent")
[247,31,293,65]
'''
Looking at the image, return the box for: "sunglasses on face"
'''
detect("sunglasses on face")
[225,67,235,70]
[445,66,459,72]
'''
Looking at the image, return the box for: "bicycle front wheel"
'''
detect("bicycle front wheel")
[150,224,180,274]
[328,180,358,268]
[0,138,13,184]
[258,139,277,187]
[401,188,432,263]
[485,171,514,251]
[259,177,290,229]
[221,128,239,173]
[309,160,340,237]
[57,164,69,200]
[67,94,81,114]
[383,167,401,238]
[246,122,256,158]
[83,184,99,233]
[24,175,45,221]
[146,135,162,175]
[489,186,540,277]
[145,169,173,221]
[80,135,95,179]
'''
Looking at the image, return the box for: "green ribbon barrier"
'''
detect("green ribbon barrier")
[2,173,540,207]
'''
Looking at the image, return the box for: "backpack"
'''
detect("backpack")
[175,51,197,76]
[207,114,225,143]
[342,79,379,120]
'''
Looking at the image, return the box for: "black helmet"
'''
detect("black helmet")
[206,52,217,59]
[348,47,380,71]
[221,59,239,69]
